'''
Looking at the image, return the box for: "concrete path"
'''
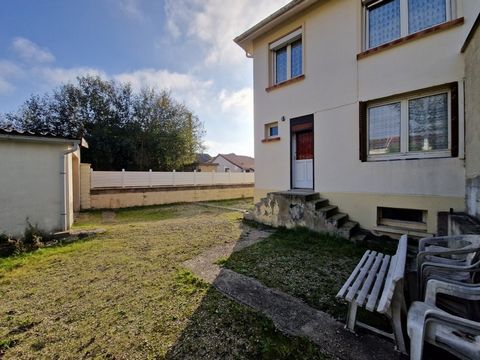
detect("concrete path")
[183,227,272,283]
[213,269,398,360]
[184,226,400,360]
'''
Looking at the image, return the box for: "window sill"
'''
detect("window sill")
[367,150,453,162]
[261,137,281,143]
[265,74,305,92]
[372,226,433,238]
[357,17,464,60]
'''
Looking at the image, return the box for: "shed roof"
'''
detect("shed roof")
[0,127,88,147]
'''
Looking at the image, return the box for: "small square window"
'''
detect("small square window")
[269,125,279,137]
[265,122,279,139]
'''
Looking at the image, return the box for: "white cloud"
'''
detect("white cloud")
[163,0,290,67]
[114,69,213,108]
[0,78,13,94]
[0,60,24,94]
[219,87,253,112]
[37,66,107,86]
[203,139,253,157]
[116,0,143,20]
[12,37,55,64]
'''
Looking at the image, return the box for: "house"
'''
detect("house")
[0,128,86,237]
[235,0,480,237]
[209,153,255,173]
[195,153,219,172]
[183,153,217,172]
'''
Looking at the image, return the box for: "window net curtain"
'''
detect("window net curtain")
[275,47,287,83]
[368,103,401,155]
[408,93,448,151]
[368,0,400,48]
[408,0,446,33]
[291,40,302,77]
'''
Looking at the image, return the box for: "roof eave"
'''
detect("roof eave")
[234,0,319,55]
[0,133,83,146]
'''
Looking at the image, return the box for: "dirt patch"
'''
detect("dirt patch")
[101,211,116,222]
[182,225,273,283]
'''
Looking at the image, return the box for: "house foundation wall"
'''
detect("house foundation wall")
[254,188,463,235]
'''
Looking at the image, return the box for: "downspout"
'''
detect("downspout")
[61,143,79,231]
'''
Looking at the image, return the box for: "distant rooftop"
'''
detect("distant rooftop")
[214,153,255,171]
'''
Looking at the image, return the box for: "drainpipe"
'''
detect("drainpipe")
[61,143,79,231]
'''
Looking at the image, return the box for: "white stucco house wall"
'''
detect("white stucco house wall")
[209,154,255,173]
[0,129,85,237]
[235,0,480,235]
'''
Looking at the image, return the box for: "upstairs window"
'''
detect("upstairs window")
[365,0,453,49]
[270,28,303,85]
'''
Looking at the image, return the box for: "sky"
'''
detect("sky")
[0,0,291,157]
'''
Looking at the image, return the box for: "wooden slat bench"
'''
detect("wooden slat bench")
[336,234,408,354]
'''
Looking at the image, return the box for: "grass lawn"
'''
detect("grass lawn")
[223,228,395,327]
[0,200,328,359]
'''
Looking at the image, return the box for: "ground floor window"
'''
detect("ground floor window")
[361,83,458,161]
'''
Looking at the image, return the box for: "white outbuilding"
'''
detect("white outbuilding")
[0,129,87,237]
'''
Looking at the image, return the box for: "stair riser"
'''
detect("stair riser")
[326,216,348,229]
[250,191,360,240]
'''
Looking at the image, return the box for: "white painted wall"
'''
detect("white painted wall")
[0,139,76,237]
[251,0,477,199]
[211,155,244,172]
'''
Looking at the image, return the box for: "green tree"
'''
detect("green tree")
[7,76,204,171]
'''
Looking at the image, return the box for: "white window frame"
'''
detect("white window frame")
[270,28,304,85]
[367,88,451,161]
[265,122,279,139]
[364,0,455,50]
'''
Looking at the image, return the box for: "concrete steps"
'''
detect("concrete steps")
[249,190,360,240]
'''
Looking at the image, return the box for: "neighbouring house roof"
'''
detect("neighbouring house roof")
[461,12,480,52]
[234,0,320,55]
[0,127,88,147]
[196,153,213,164]
[212,153,255,171]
